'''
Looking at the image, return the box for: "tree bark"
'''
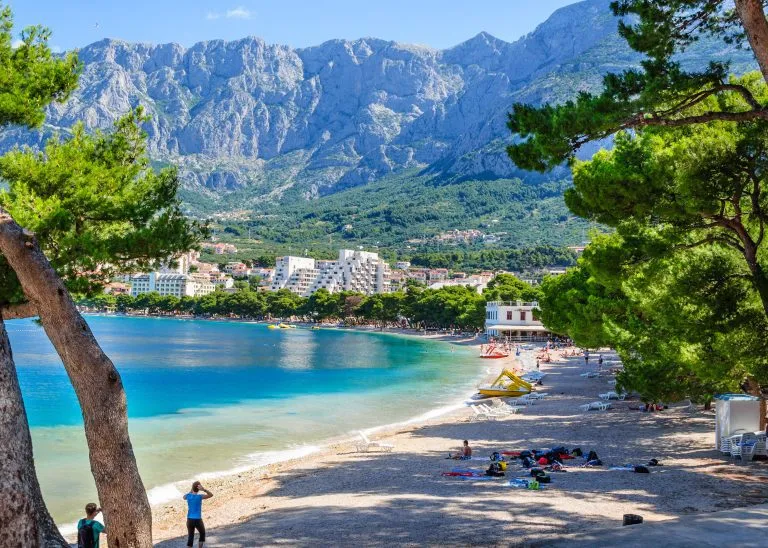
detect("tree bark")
[1,301,38,319]
[0,315,68,547]
[735,0,768,84]
[0,211,153,547]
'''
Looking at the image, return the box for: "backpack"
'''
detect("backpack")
[571,448,583,457]
[586,450,599,462]
[78,521,95,548]
[486,462,505,477]
[634,465,650,474]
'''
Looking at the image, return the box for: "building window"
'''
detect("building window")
[507,311,513,321]
[520,311,527,321]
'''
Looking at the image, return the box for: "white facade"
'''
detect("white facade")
[485,301,550,340]
[129,272,218,298]
[270,256,319,294]
[129,273,196,298]
[190,274,216,297]
[270,250,390,296]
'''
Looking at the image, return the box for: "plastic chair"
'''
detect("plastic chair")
[721,429,746,454]
[730,432,758,461]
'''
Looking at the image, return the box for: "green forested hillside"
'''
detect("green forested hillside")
[197,172,594,259]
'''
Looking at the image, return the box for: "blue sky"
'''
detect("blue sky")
[7,1,577,51]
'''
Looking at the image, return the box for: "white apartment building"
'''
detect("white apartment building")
[485,301,550,341]
[270,256,319,294]
[190,274,216,297]
[129,273,196,298]
[210,272,235,289]
[270,250,390,296]
[129,272,218,298]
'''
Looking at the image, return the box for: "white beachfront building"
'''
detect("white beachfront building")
[485,301,550,341]
[129,273,196,298]
[270,250,391,296]
[129,272,219,298]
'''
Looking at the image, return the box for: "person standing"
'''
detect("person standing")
[184,481,214,547]
[77,503,105,548]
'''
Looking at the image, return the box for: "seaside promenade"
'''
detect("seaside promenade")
[150,345,768,546]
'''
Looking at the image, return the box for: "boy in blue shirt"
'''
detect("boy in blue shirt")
[183,481,214,547]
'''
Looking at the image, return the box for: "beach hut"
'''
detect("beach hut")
[714,394,761,451]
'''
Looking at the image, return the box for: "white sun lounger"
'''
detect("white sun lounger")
[479,403,511,417]
[469,405,497,422]
[355,431,394,453]
[580,401,611,411]
[490,400,522,414]
[513,395,535,406]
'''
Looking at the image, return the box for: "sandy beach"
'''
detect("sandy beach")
[134,338,768,547]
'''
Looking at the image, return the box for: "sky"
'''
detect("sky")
[7,0,577,52]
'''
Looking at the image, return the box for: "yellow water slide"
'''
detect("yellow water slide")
[478,369,533,397]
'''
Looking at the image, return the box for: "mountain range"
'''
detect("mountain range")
[0,0,757,232]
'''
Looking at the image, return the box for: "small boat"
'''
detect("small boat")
[479,343,509,359]
[311,326,321,330]
[267,324,279,329]
[477,369,532,397]
[278,323,297,329]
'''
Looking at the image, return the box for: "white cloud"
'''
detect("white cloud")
[226,7,252,19]
[11,39,24,49]
[51,45,63,54]
[206,6,253,21]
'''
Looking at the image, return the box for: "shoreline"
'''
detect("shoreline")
[148,345,768,547]
[80,311,485,342]
[149,345,517,544]
[59,327,509,542]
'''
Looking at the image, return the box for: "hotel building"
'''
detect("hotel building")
[270,250,391,296]
[485,300,551,341]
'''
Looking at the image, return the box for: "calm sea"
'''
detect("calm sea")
[9,315,483,528]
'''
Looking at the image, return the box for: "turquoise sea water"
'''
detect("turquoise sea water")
[9,315,483,528]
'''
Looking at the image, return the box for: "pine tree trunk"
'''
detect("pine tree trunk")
[0,315,68,547]
[735,0,768,84]
[0,211,153,547]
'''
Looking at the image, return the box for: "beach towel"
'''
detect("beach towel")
[441,472,485,477]
[609,464,653,473]
[508,478,530,488]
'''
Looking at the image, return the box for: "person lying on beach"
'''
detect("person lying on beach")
[450,440,472,460]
